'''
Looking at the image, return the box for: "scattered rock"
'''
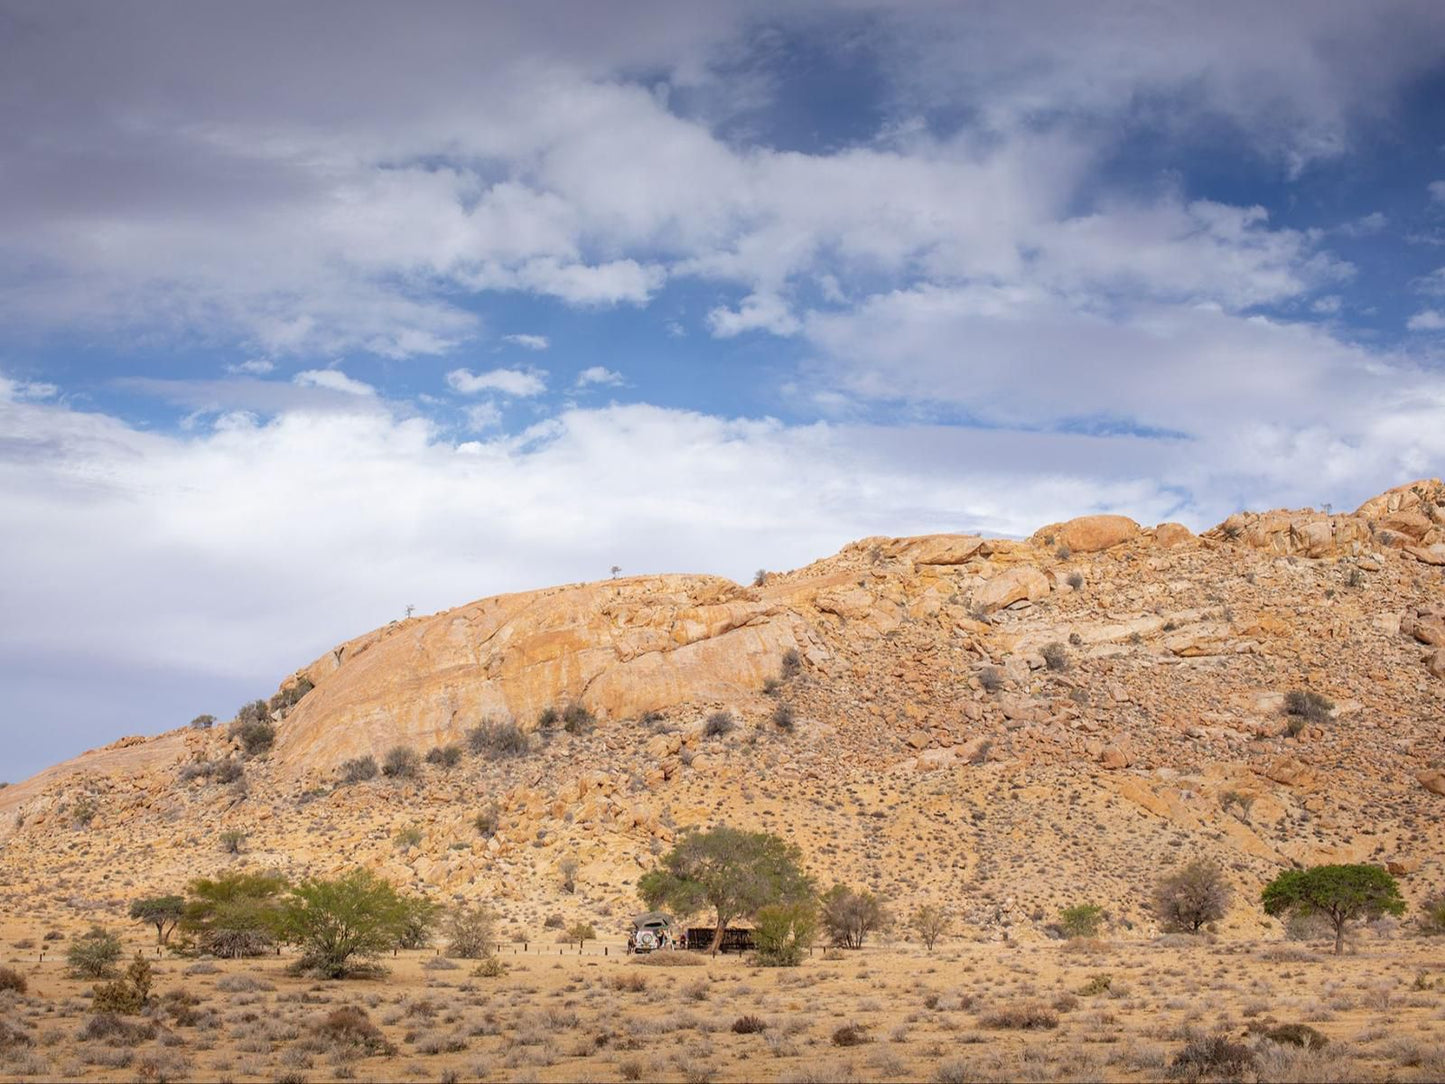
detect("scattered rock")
[974,566,1049,613]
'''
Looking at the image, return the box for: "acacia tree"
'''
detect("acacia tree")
[1152,859,1232,933]
[128,895,185,945]
[639,826,812,954]
[182,871,289,958]
[1262,864,1405,955]
[273,867,435,978]
[820,885,889,949]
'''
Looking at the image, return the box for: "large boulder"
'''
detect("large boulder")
[1033,515,1139,554]
[885,534,988,565]
[1417,769,1445,796]
[975,566,1050,613]
[1153,522,1194,548]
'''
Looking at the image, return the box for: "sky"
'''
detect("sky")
[4,0,1445,780]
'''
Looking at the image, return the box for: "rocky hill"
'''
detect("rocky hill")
[2,480,1443,942]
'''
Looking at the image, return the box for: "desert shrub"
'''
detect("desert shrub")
[1418,891,1445,935]
[564,923,596,943]
[1060,903,1105,938]
[1263,1023,1328,1049]
[79,1012,157,1047]
[559,856,579,893]
[268,677,314,713]
[179,757,243,784]
[821,885,889,949]
[445,904,497,959]
[980,1002,1059,1030]
[753,569,768,586]
[1168,1033,1253,1079]
[832,1023,869,1046]
[0,966,27,994]
[393,824,423,849]
[312,1005,395,1055]
[70,795,98,827]
[1041,642,1070,671]
[536,705,560,731]
[339,755,378,783]
[472,955,508,977]
[753,901,818,967]
[1153,858,1232,933]
[381,745,419,778]
[638,951,705,967]
[780,648,802,677]
[219,829,246,854]
[274,867,435,978]
[562,703,596,735]
[0,1018,32,1050]
[977,666,1003,692]
[543,912,565,928]
[912,903,949,951]
[1067,572,1084,590]
[732,1014,768,1034]
[467,718,530,759]
[189,714,215,730]
[232,717,275,757]
[90,953,153,1014]
[1283,689,1332,725]
[67,927,122,977]
[424,744,462,769]
[771,702,795,732]
[703,711,735,739]
[473,803,501,837]
[1078,973,1113,996]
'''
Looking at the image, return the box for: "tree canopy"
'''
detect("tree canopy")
[182,871,289,958]
[820,885,889,949]
[1152,859,1232,933]
[638,826,812,954]
[272,867,435,978]
[128,895,185,945]
[1262,864,1405,955]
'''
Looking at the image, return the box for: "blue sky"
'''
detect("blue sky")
[3,0,1445,779]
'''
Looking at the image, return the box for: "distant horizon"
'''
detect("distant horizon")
[3,0,1445,780]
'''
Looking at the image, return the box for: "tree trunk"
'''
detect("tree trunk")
[709,916,727,956]
[1333,918,1344,955]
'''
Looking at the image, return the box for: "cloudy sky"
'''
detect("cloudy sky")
[4,1,1445,778]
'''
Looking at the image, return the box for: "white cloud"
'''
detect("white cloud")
[502,333,550,351]
[575,366,623,387]
[708,292,802,338]
[1414,268,1445,296]
[1429,180,1445,202]
[292,369,377,397]
[0,375,59,402]
[1336,211,1387,237]
[446,367,548,397]
[1407,309,1445,331]
[463,402,503,431]
[227,358,276,375]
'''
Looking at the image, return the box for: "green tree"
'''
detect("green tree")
[444,903,497,959]
[128,895,185,945]
[820,884,889,949]
[181,871,288,957]
[273,867,434,978]
[638,826,812,954]
[1152,859,1232,933]
[753,901,817,966]
[1262,864,1406,955]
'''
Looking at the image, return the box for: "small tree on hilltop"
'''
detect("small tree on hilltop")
[128,896,184,945]
[1262,864,1405,955]
[1152,859,1232,934]
[639,826,812,955]
[820,885,889,949]
[273,867,433,978]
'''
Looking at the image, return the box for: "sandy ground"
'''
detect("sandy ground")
[3,914,1445,1083]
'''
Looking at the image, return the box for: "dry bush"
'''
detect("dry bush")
[0,966,27,994]
[608,972,648,993]
[78,1013,158,1047]
[467,719,530,759]
[980,1002,1059,1030]
[732,1014,767,1034]
[312,1005,395,1056]
[1168,1033,1254,1080]
[1262,1023,1328,1049]
[831,1022,869,1046]
[0,1018,33,1050]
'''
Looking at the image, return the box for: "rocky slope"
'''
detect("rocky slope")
[2,480,1443,942]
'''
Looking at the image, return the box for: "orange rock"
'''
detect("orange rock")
[1032,515,1140,554]
[975,566,1049,612]
[1153,522,1193,548]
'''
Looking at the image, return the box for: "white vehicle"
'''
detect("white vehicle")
[627,911,675,954]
